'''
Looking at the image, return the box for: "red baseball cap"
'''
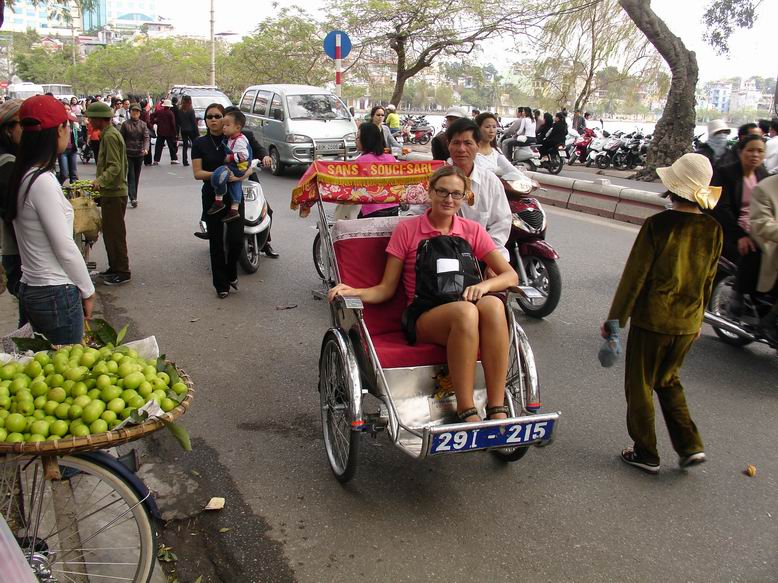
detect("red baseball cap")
[19,95,68,132]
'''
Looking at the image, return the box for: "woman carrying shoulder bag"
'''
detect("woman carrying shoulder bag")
[2,95,95,343]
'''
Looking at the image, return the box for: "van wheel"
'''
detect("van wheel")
[270,148,285,176]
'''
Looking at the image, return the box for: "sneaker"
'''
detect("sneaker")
[194,231,209,240]
[222,208,241,223]
[620,446,659,474]
[171,160,179,165]
[678,452,706,468]
[152,161,159,166]
[207,201,225,215]
[229,279,238,291]
[101,274,131,286]
[98,269,114,277]
[130,200,138,208]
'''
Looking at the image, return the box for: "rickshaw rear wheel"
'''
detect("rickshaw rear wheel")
[319,334,360,482]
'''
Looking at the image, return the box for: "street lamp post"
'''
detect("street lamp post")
[209,0,215,86]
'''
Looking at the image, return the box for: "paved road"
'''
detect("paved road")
[81,157,777,582]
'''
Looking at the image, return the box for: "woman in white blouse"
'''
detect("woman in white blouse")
[3,95,94,344]
[474,112,516,177]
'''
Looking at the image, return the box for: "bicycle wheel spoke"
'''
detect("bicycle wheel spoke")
[51,570,135,581]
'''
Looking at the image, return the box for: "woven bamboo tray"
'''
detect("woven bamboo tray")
[0,366,194,456]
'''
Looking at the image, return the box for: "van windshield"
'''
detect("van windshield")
[287,94,350,120]
[189,94,232,111]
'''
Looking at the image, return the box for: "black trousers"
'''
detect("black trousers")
[90,140,101,165]
[181,131,197,164]
[127,156,144,202]
[202,190,243,293]
[154,136,178,162]
[736,247,761,295]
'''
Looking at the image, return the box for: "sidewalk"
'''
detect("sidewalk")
[0,292,20,337]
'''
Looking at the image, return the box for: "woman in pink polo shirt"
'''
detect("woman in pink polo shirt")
[328,166,518,423]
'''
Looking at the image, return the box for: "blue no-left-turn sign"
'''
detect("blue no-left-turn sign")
[323,30,352,60]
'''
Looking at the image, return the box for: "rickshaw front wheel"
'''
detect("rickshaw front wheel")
[319,333,361,482]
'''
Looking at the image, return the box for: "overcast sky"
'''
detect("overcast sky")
[164,0,777,83]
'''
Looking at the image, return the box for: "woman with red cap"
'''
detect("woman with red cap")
[1,95,95,344]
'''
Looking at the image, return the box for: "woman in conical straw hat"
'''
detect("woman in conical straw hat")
[602,153,723,474]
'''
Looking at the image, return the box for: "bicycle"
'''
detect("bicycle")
[0,365,194,582]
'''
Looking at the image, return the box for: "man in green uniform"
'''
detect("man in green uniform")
[603,153,723,474]
[87,101,130,285]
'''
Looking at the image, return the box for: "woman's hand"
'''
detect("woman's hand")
[82,294,95,320]
[462,283,491,302]
[262,156,272,168]
[737,236,756,256]
[327,283,359,303]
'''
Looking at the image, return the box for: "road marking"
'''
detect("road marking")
[545,205,640,233]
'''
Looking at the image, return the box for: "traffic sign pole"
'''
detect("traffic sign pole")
[335,33,342,97]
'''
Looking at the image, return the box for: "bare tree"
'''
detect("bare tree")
[619,0,698,180]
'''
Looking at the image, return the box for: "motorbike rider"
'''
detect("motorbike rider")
[709,134,768,313]
[749,174,778,342]
[474,112,515,177]
[385,104,401,135]
[695,120,731,168]
[431,108,464,161]
[500,107,525,159]
[538,112,568,161]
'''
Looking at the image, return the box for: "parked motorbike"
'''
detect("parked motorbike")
[704,256,777,349]
[503,138,565,175]
[584,131,610,167]
[501,170,562,318]
[399,115,434,145]
[197,161,272,274]
[564,129,579,163]
[611,133,646,170]
[595,131,626,169]
[569,128,597,166]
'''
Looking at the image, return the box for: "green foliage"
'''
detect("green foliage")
[702,0,762,55]
[219,8,329,99]
[13,46,71,84]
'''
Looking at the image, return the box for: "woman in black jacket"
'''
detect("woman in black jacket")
[177,95,198,166]
[538,112,567,159]
[710,133,768,305]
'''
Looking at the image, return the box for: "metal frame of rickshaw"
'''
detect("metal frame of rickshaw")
[311,181,562,481]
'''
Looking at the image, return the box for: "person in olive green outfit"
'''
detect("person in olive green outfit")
[603,153,723,474]
[86,101,130,285]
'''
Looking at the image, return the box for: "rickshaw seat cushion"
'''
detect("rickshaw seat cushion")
[333,217,447,367]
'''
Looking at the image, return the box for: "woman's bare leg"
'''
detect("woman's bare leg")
[477,296,509,418]
[416,302,479,420]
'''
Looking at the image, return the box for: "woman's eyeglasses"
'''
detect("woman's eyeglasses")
[205,114,223,120]
[432,187,466,200]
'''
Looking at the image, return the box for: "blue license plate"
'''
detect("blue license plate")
[429,419,555,455]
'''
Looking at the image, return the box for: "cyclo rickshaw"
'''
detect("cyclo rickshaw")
[292,160,561,482]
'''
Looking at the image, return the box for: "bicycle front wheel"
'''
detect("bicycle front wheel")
[0,453,157,583]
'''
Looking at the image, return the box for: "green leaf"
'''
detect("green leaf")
[116,324,128,345]
[165,364,180,385]
[218,528,231,533]
[166,389,185,404]
[129,409,148,424]
[194,577,203,583]
[12,334,53,352]
[166,422,192,451]
[88,318,118,347]
[156,355,168,372]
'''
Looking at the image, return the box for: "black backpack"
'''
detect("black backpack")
[412,235,482,305]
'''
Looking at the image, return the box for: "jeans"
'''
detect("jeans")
[127,156,144,202]
[19,283,84,345]
[215,165,245,205]
[154,136,178,162]
[58,150,78,183]
[2,254,26,327]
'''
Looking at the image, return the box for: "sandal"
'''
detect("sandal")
[486,405,510,420]
[457,407,480,422]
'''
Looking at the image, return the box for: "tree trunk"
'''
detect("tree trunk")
[390,75,409,107]
[620,0,698,181]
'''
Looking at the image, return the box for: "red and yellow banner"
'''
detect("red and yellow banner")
[291,160,444,217]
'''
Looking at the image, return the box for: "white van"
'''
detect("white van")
[239,84,358,176]
[7,82,44,100]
